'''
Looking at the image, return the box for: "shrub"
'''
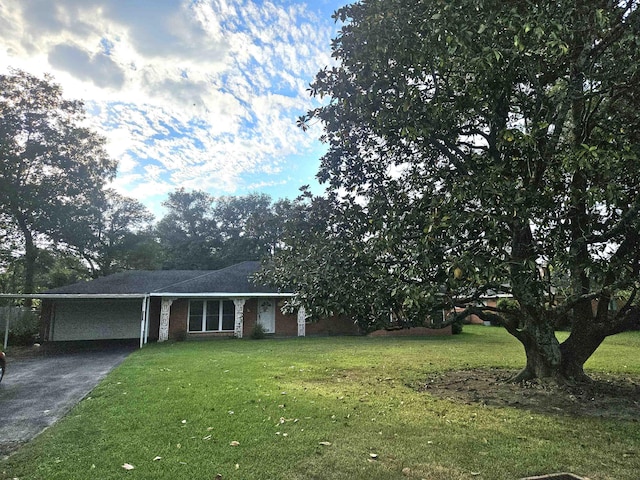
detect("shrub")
[5,308,40,345]
[250,322,266,339]
[451,317,464,335]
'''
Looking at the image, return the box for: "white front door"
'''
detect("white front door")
[257,299,275,333]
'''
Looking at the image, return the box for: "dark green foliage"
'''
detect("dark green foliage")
[266,0,640,381]
[155,189,291,270]
[0,70,116,297]
[250,322,267,339]
[68,189,158,277]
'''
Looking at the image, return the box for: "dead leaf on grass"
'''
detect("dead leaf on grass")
[153,456,162,461]
[122,463,135,470]
[230,441,240,446]
[319,441,332,446]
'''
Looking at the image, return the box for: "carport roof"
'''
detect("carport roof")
[27,261,291,298]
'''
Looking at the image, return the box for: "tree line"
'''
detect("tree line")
[0,70,297,298]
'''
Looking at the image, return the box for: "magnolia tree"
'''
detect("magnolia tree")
[262,0,640,382]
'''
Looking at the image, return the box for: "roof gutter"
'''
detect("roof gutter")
[0,293,294,299]
[0,293,148,299]
[148,292,294,298]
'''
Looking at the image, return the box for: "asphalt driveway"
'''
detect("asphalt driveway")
[0,341,137,456]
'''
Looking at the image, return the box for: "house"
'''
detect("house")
[36,261,360,346]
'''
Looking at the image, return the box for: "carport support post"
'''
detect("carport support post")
[159,297,175,342]
[3,313,8,349]
[139,296,149,348]
[233,298,246,338]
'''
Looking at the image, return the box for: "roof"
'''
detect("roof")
[39,261,290,298]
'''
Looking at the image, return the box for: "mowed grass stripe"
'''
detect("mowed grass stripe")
[1,326,639,479]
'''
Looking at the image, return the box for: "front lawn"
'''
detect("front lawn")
[1,326,639,479]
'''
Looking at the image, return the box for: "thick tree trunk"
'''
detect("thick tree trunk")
[559,332,604,383]
[510,321,562,382]
[17,215,37,309]
[510,319,607,384]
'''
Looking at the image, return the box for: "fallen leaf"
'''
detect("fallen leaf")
[153,456,162,461]
[230,441,240,446]
[203,435,212,440]
[369,453,378,459]
[402,467,411,476]
[471,472,481,476]
[319,441,332,446]
[122,463,135,470]
[235,464,240,470]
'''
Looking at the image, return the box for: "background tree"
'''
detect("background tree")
[69,189,159,277]
[214,193,286,264]
[265,0,640,382]
[0,70,117,301]
[156,188,219,270]
[157,189,289,270]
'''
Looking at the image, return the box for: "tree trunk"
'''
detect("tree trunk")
[510,318,607,384]
[510,321,562,382]
[16,215,37,309]
[559,331,604,383]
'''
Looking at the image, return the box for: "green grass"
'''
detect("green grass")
[2,326,639,479]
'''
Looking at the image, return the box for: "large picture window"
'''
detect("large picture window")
[189,300,235,332]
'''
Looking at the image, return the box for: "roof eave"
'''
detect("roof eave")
[0,293,148,299]
[149,292,293,298]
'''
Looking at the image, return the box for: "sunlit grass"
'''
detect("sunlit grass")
[1,326,639,479]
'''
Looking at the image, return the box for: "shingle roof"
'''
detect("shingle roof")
[44,261,285,295]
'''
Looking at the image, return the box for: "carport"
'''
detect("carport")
[0,293,150,348]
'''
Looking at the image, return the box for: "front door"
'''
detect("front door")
[257,299,275,333]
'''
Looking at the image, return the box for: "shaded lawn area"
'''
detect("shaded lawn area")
[1,325,639,480]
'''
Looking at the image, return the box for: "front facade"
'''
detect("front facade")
[38,262,360,345]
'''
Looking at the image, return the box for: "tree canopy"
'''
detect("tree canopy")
[0,70,117,298]
[263,0,640,382]
[155,189,288,270]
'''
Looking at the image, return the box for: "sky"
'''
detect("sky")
[0,0,347,218]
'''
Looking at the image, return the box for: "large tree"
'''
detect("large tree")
[155,189,221,270]
[265,0,640,382]
[157,189,289,270]
[68,189,158,277]
[214,193,286,264]
[0,70,117,299]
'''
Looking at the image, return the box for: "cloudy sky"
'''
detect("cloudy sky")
[0,0,346,217]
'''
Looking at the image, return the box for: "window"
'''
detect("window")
[188,300,236,332]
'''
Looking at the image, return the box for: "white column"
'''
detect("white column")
[139,296,148,348]
[233,298,246,338]
[144,296,151,344]
[297,306,306,337]
[159,297,175,342]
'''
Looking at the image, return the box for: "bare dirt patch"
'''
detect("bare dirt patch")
[420,368,640,421]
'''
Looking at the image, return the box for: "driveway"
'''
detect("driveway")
[0,341,137,456]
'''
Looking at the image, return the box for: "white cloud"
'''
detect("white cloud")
[0,0,340,211]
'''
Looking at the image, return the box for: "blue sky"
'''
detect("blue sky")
[0,0,347,217]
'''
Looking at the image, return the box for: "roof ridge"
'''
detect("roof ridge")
[153,261,258,292]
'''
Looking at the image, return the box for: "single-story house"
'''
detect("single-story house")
[33,261,360,346]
